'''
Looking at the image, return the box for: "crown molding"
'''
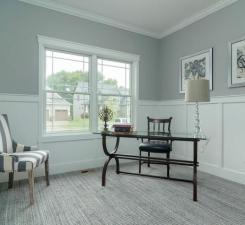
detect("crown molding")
[19,0,161,39]
[160,0,239,38]
[19,0,239,40]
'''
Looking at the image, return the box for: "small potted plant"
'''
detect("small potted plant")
[98,105,113,132]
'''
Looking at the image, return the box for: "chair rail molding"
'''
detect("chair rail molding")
[0,93,38,103]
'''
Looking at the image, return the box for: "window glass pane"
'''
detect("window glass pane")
[45,50,89,93]
[97,95,131,130]
[98,59,128,68]
[46,50,52,57]
[84,62,89,73]
[43,45,136,136]
[45,57,53,81]
[97,58,130,95]
[46,92,90,132]
[53,51,84,61]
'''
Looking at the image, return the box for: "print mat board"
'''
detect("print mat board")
[229,37,245,87]
[179,48,213,93]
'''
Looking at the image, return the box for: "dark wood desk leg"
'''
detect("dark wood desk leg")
[139,150,142,174]
[193,140,198,201]
[115,157,120,174]
[102,157,112,186]
[8,172,14,189]
[166,152,170,178]
[101,135,120,186]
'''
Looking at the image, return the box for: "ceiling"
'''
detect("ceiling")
[20,0,238,38]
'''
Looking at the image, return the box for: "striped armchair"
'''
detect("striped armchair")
[0,114,49,204]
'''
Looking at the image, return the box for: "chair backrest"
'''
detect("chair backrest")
[0,114,13,154]
[147,117,172,138]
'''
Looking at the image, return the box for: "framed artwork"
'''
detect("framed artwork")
[179,48,213,93]
[229,37,245,88]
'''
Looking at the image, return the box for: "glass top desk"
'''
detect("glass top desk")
[94,131,206,202]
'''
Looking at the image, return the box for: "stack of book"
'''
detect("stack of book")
[112,124,132,133]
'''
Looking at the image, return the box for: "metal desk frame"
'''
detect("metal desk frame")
[99,131,203,201]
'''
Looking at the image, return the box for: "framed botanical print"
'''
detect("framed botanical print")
[179,48,213,93]
[229,37,245,88]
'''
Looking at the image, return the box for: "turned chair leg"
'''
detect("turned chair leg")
[8,172,14,189]
[45,159,50,186]
[166,152,170,178]
[28,170,34,205]
[147,152,150,167]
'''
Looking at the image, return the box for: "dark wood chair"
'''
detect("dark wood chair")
[139,117,173,177]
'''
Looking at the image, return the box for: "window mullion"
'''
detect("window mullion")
[131,61,138,130]
[90,54,98,132]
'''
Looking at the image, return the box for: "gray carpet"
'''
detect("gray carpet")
[0,164,245,225]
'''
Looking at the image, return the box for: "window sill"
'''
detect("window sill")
[39,132,101,143]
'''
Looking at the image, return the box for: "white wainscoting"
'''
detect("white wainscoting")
[138,95,245,185]
[0,94,140,182]
[1,94,245,185]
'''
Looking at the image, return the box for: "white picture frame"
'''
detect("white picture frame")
[179,48,213,93]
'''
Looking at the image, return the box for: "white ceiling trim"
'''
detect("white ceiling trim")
[19,0,239,39]
[160,0,239,38]
[19,0,160,38]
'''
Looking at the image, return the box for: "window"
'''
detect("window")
[45,49,90,133]
[97,58,132,130]
[38,36,139,137]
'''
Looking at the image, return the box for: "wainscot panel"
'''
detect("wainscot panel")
[138,95,245,185]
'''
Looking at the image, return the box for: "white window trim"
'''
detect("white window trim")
[38,35,140,142]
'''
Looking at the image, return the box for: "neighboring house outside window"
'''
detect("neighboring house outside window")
[38,36,139,138]
[97,58,132,129]
[44,49,90,133]
[46,92,71,122]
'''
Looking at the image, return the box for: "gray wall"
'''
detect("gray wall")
[160,0,245,100]
[1,0,244,101]
[0,0,160,100]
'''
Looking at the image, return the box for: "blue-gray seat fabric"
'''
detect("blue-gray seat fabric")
[139,141,171,153]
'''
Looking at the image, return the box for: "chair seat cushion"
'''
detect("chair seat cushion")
[11,150,49,172]
[139,141,171,153]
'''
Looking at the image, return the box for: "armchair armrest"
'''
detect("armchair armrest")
[0,153,16,172]
[12,140,38,152]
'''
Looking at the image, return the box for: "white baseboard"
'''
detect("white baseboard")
[172,153,245,185]
[0,157,106,183]
[199,162,245,185]
[49,157,106,175]
[0,157,132,183]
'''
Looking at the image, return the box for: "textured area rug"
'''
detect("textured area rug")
[0,164,245,225]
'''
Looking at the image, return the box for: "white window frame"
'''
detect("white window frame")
[38,35,140,142]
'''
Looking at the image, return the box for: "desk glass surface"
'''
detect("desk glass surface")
[94,131,206,141]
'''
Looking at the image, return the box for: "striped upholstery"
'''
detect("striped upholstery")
[0,153,17,172]
[0,114,49,173]
[12,150,49,172]
[0,115,13,153]
[12,140,38,153]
